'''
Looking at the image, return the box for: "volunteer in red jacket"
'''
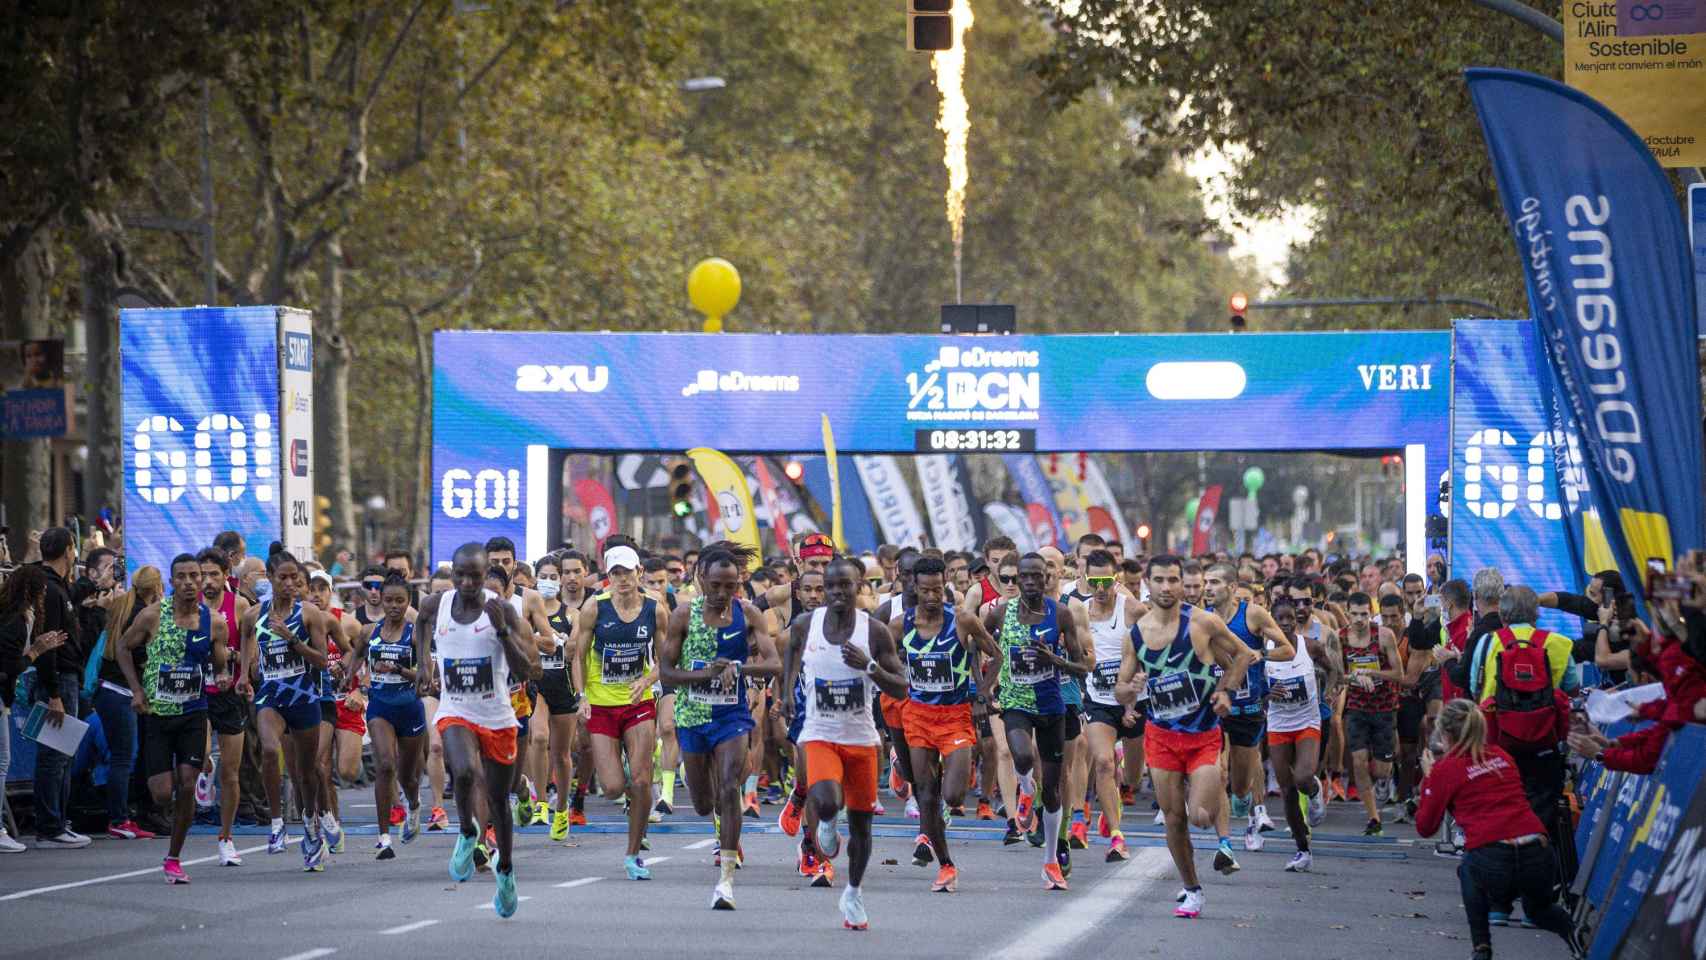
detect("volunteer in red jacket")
[1416,699,1582,960]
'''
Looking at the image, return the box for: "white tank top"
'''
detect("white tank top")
[1265,631,1319,733]
[433,594,517,730]
[798,607,879,747]
[1085,598,1128,706]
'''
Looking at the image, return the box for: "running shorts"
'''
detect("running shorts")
[1221,713,1266,749]
[803,740,879,813]
[904,701,977,756]
[437,715,518,765]
[1064,709,1083,742]
[319,700,337,726]
[536,671,578,715]
[1001,709,1066,765]
[879,693,909,740]
[1146,724,1221,775]
[677,711,755,755]
[1266,726,1321,748]
[1345,709,1396,762]
[367,696,427,738]
[1396,695,1426,743]
[206,688,249,737]
[259,696,321,733]
[1084,702,1145,740]
[335,700,367,736]
[587,700,656,740]
[144,711,209,777]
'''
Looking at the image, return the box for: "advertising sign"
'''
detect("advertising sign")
[0,338,69,438]
[279,309,314,561]
[1564,3,1706,166]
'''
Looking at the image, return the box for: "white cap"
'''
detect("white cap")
[603,545,641,572]
[309,569,334,587]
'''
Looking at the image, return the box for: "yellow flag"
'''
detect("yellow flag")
[687,447,762,568]
[821,414,845,551]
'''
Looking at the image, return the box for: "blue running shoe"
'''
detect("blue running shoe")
[493,869,518,918]
[301,832,325,872]
[450,833,477,882]
[624,855,651,881]
[267,822,288,854]
[401,806,421,846]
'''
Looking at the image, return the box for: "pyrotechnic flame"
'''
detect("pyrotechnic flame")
[931,0,973,300]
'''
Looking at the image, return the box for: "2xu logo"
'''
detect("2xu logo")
[131,412,276,505]
[514,365,608,393]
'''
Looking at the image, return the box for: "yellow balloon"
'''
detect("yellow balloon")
[688,257,741,328]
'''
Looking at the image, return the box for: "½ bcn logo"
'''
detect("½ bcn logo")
[133,411,276,504]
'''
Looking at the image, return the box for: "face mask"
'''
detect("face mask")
[255,579,273,603]
[537,579,561,599]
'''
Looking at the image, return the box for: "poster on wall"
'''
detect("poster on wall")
[0,338,70,438]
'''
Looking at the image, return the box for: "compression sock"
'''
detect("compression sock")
[662,771,676,808]
[1018,771,1035,797]
[1042,805,1063,864]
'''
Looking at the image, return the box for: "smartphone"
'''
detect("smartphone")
[1615,591,1638,622]
[1424,594,1442,612]
[1654,574,1692,601]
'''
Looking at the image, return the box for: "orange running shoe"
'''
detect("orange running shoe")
[798,846,819,877]
[931,863,959,893]
[976,801,995,821]
[1106,833,1131,862]
[1042,861,1069,891]
[1097,811,1112,839]
[484,824,496,848]
[813,859,836,888]
[427,805,449,831]
[570,809,588,827]
[888,754,910,800]
[779,794,803,837]
[1120,784,1136,806]
[744,791,760,819]
[1069,820,1089,850]
[1016,791,1035,830]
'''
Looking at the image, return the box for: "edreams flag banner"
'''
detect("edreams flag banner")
[1002,453,1064,548]
[1467,68,1704,600]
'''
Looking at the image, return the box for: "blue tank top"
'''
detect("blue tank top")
[1218,601,1266,715]
[1135,608,1220,734]
[256,600,319,708]
[676,596,748,724]
[367,621,418,706]
[902,606,972,706]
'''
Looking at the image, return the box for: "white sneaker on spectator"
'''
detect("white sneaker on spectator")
[38,831,91,849]
[0,827,25,853]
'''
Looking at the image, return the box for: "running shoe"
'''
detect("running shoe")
[512,794,532,828]
[194,772,214,807]
[649,803,663,824]
[1042,861,1069,891]
[1434,839,1463,860]
[905,796,921,819]
[743,791,760,819]
[163,857,190,885]
[570,808,588,827]
[108,820,155,840]
[654,797,674,816]
[1026,817,1044,848]
[949,804,966,818]
[1153,808,1166,826]
[390,804,407,827]
[1244,823,1265,852]
[1363,818,1384,837]
[0,829,24,853]
[376,838,397,861]
[625,855,651,880]
[1253,804,1276,833]
[871,798,886,816]
[1346,782,1360,802]
[912,834,934,867]
[1375,777,1392,805]
[813,860,835,888]
[711,876,736,910]
[1016,790,1035,830]
[1069,819,1089,849]
[450,833,477,882]
[402,806,422,845]
[219,838,243,866]
[323,817,345,855]
[763,783,785,806]
[888,755,909,798]
[302,831,325,872]
[1097,811,1112,839]
[1230,793,1249,820]
[494,869,519,918]
[1285,851,1313,873]
[931,864,959,893]
[816,817,842,860]
[640,836,651,852]
[1488,911,1509,927]
[1174,887,1204,918]
[798,846,819,878]
[1120,784,1136,806]
[1106,833,1130,862]
[1002,820,1023,845]
[532,801,550,826]
[550,809,571,842]
[267,822,289,854]
[976,801,995,821]
[427,806,450,832]
[840,884,869,930]
[1307,783,1327,828]
[1212,838,1240,874]
[1056,838,1072,879]
[779,794,804,837]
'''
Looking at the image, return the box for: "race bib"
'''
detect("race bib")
[261,634,306,682]
[156,664,200,704]
[1349,652,1381,674]
[1147,672,1201,722]
[369,642,409,685]
[1089,658,1121,695]
[685,659,739,706]
[1211,662,1252,702]
[907,651,955,693]
[814,677,865,714]
[1268,675,1309,706]
[600,643,646,683]
[540,633,567,672]
[1007,644,1050,686]
[443,656,495,698]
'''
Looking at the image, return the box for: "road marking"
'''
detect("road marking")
[380,920,440,935]
[684,838,717,850]
[554,877,603,889]
[642,856,671,865]
[0,843,269,902]
[986,847,1172,960]
[476,896,534,909]
[277,951,337,960]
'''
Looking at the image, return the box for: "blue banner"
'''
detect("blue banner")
[798,455,879,554]
[120,307,283,579]
[1450,319,1581,630]
[1003,454,1066,549]
[1468,68,1705,607]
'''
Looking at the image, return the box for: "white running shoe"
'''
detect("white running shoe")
[1153,808,1166,826]
[839,884,869,930]
[711,877,735,910]
[904,796,920,820]
[1306,780,1327,827]
[219,838,243,866]
[1285,850,1313,872]
[194,771,214,807]
[1174,887,1204,918]
[1243,823,1265,852]
[38,831,90,849]
[1253,804,1276,833]
[0,827,26,853]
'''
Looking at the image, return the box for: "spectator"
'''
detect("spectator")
[235,556,267,605]
[1444,568,1505,698]
[1428,579,1476,700]
[88,566,163,840]
[0,566,70,852]
[72,546,120,649]
[31,527,89,847]
[1416,699,1581,960]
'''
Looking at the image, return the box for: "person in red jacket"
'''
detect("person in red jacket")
[1416,699,1582,960]
[1568,601,1706,774]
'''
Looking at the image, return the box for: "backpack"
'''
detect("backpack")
[1490,627,1561,748]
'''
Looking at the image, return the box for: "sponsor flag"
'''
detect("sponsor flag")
[821,414,845,551]
[1191,484,1223,557]
[917,454,981,552]
[688,446,763,567]
[1080,456,1132,546]
[983,502,1038,553]
[1040,454,1092,542]
[1467,68,1705,608]
[752,457,792,555]
[572,478,618,554]
[854,455,928,547]
[1002,454,1064,548]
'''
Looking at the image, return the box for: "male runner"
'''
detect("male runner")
[891,556,998,891]
[659,543,779,909]
[982,553,1091,890]
[348,572,426,859]
[778,564,834,883]
[416,543,534,916]
[353,566,388,626]
[534,553,587,839]
[118,554,228,883]
[1180,561,1205,607]
[242,550,335,869]
[1079,549,1145,861]
[1061,534,1107,603]
[574,544,662,879]
[1116,555,1258,918]
[1264,596,1333,872]
[1286,578,1345,802]
[198,546,251,866]
[1341,592,1404,835]
[783,556,909,930]
[1041,545,1092,864]
[307,569,357,849]
[1203,562,1293,854]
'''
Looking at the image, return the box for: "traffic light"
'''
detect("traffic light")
[668,459,696,518]
[908,0,953,51]
[1229,292,1249,332]
[314,495,333,554]
[783,459,805,483]
[1136,522,1152,546]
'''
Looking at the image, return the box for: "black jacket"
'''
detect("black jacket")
[1445,611,1504,696]
[36,562,84,689]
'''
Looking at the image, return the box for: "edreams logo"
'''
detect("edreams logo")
[515,364,609,393]
[680,369,800,398]
[289,439,309,477]
[285,332,312,372]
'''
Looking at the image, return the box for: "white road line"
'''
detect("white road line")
[642,856,672,865]
[380,920,440,935]
[554,877,603,889]
[986,847,1173,960]
[0,843,269,902]
[476,896,534,909]
[277,950,337,960]
[683,838,717,850]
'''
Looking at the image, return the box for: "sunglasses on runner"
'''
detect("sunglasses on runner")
[999,575,1017,585]
[362,579,383,591]
[1292,596,1313,607]
[1088,576,1115,588]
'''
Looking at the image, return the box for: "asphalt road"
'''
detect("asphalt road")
[0,792,1569,960]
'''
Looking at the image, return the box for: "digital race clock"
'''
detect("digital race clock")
[914,428,1037,452]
